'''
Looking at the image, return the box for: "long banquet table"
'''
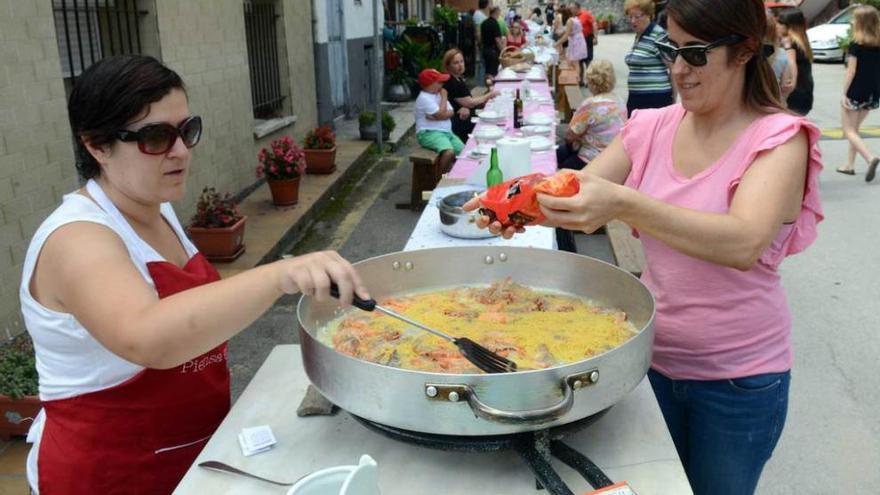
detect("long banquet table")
[404,68,559,252]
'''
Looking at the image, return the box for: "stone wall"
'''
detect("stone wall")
[154,0,259,208]
[0,0,79,339]
[0,0,318,340]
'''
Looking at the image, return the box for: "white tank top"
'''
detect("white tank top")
[20,179,198,492]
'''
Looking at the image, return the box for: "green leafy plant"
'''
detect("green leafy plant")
[303,125,336,150]
[0,336,38,400]
[255,136,307,180]
[837,26,853,53]
[415,54,444,72]
[404,16,420,26]
[433,5,459,27]
[394,35,431,71]
[190,187,243,228]
[358,111,397,133]
[388,68,414,86]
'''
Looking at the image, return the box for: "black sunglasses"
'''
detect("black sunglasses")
[115,116,202,155]
[655,34,746,67]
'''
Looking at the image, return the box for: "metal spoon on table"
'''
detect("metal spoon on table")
[199,460,300,487]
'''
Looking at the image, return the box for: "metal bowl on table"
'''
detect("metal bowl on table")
[297,247,656,436]
[437,190,498,239]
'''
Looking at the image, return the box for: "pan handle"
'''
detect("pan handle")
[425,369,599,425]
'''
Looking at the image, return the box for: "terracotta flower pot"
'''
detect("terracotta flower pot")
[0,394,40,440]
[267,177,301,206]
[187,216,247,262]
[303,146,337,174]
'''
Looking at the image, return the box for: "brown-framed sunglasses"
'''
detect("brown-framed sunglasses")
[115,116,202,155]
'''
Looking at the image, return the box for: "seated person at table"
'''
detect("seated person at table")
[443,48,500,142]
[507,22,528,48]
[556,59,627,170]
[415,69,464,173]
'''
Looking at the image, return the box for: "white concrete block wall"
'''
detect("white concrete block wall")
[0,0,319,340]
[0,0,79,340]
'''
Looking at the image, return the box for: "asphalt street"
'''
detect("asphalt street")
[229,33,880,494]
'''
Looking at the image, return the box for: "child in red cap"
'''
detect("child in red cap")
[414,68,465,173]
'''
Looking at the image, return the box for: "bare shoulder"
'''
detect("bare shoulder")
[36,221,149,311]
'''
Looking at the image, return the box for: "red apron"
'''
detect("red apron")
[37,253,231,494]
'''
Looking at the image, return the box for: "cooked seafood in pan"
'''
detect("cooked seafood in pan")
[318,279,636,373]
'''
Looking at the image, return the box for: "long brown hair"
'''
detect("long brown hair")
[853,5,880,48]
[666,0,782,112]
[777,8,813,61]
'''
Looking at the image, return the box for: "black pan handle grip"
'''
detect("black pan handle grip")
[329,282,377,312]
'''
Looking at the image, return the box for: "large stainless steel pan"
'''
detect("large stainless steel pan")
[297,246,655,436]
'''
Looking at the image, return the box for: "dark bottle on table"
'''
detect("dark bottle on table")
[513,89,523,129]
[487,147,504,187]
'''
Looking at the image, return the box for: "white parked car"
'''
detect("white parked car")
[808,5,856,62]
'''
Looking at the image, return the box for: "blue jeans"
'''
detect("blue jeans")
[648,368,790,495]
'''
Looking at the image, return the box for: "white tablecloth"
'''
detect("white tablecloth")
[403,184,556,252]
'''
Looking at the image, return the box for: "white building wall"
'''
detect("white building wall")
[312,0,381,44]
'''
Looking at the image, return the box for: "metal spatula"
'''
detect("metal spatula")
[329,284,518,373]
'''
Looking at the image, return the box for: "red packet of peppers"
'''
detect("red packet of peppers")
[478,172,580,228]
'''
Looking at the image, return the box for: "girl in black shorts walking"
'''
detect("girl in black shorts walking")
[839,5,880,182]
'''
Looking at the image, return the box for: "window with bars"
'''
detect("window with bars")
[52,0,146,81]
[243,1,286,118]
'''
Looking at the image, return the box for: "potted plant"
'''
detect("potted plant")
[0,335,40,440]
[597,14,609,31]
[302,125,337,175]
[256,136,307,206]
[386,68,414,102]
[358,111,396,141]
[603,14,615,34]
[187,187,247,262]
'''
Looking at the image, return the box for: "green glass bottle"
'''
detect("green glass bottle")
[486,147,503,187]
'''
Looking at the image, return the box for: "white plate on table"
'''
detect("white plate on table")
[524,113,555,126]
[528,136,554,152]
[475,110,507,123]
[473,126,506,141]
[467,144,493,158]
[522,125,552,136]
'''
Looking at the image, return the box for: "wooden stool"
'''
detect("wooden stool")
[396,148,442,211]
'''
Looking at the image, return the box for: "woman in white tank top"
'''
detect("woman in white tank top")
[21,55,370,495]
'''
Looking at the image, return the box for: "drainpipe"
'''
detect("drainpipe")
[373,0,383,152]
[310,0,321,123]
[336,0,353,119]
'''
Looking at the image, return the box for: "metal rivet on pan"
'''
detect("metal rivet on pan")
[573,380,583,390]
[499,253,508,262]
[404,261,414,271]
[425,386,438,398]
[484,256,494,264]
[589,371,600,383]
[448,391,460,402]
[392,261,401,270]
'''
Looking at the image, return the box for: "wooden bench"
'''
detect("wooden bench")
[555,63,580,120]
[606,220,646,277]
[395,148,442,211]
[563,85,586,122]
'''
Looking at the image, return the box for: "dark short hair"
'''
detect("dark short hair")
[514,15,522,21]
[478,0,489,9]
[68,55,186,180]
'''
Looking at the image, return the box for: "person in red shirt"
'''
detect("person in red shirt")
[570,1,597,84]
[506,22,528,49]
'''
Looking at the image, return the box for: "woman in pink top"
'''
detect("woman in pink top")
[466,1,822,494]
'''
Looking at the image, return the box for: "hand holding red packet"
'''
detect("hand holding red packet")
[477,171,580,228]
